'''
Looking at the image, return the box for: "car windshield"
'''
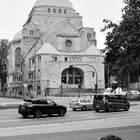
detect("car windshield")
[71,99,79,102]
[94,95,104,100]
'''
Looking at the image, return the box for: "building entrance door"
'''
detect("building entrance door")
[61,67,83,86]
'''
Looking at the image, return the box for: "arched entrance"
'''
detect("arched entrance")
[61,67,83,85]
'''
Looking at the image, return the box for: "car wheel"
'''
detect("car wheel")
[73,108,76,111]
[34,110,42,118]
[108,106,113,112]
[95,109,99,112]
[48,114,52,117]
[124,105,129,111]
[22,114,28,118]
[59,109,66,116]
[82,106,87,111]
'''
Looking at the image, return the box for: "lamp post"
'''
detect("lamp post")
[69,64,98,94]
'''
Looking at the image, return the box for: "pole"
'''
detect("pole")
[107,65,110,88]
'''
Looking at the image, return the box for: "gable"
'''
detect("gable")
[58,22,79,36]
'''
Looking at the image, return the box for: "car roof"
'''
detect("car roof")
[94,94,126,96]
[23,98,52,102]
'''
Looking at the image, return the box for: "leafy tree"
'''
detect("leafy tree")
[101,0,140,84]
[0,40,9,91]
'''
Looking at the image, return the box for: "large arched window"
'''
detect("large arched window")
[61,67,83,85]
[15,47,21,68]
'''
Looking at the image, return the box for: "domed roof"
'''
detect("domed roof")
[34,0,73,9]
[13,30,22,41]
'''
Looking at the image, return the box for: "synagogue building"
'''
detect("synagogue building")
[7,0,105,96]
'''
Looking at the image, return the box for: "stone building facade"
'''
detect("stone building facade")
[7,0,104,96]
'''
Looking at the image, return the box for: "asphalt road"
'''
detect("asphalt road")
[0,125,139,140]
[0,102,139,140]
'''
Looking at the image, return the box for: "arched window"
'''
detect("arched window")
[61,68,83,85]
[64,9,67,14]
[59,9,61,14]
[48,8,51,13]
[53,9,56,13]
[15,47,21,68]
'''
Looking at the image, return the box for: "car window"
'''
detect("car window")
[47,99,55,105]
[94,95,104,100]
[84,98,90,102]
[120,95,126,100]
[71,99,79,102]
[34,100,41,104]
[80,99,85,102]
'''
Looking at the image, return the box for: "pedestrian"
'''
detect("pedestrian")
[98,135,122,140]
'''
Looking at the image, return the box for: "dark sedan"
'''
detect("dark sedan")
[18,98,67,118]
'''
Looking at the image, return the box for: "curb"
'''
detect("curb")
[0,104,19,110]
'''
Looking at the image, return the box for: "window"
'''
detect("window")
[32,58,35,64]
[53,9,56,13]
[64,57,71,62]
[29,72,34,80]
[92,72,95,77]
[15,47,21,68]
[38,56,41,61]
[61,68,83,85]
[64,9,67,14]
[48,8,51,13]
[29,30,34,35]
[87,33,91,38]
[65,57,68,62]
[47,99,55,105]
[65,40,72,48]
[13,75,22,82]
[59,9,61,13]
[53,56,57,61]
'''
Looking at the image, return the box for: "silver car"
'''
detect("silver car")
[69,97,93,111]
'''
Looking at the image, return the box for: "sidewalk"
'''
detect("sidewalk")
[0,97,22,109]
[0,96,74,110]
[0,96,139,110]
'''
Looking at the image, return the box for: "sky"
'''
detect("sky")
[0,0,124,49]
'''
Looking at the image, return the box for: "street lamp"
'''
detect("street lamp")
[69,64,98,94]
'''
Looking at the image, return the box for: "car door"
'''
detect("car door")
[34,100,46,114]
[114,95,124,109]
[119,95,127,109]
[107,95,119,109]
[46,99,57,114]
[84,98,93,110]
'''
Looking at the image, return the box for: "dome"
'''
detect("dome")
[13,30,22,41]
[34,0,73,9]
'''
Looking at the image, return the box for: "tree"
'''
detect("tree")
[0,39,9,91]
[101,0,140,84]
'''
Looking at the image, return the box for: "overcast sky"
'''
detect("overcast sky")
[0,0,124,49]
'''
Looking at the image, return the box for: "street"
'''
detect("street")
[0,100,139,140]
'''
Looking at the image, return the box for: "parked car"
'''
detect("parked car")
[93,94,130,112]
[125,90,140,99]
[127,90,140,95]
[18,98,67,118]
[69,97,93,111]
